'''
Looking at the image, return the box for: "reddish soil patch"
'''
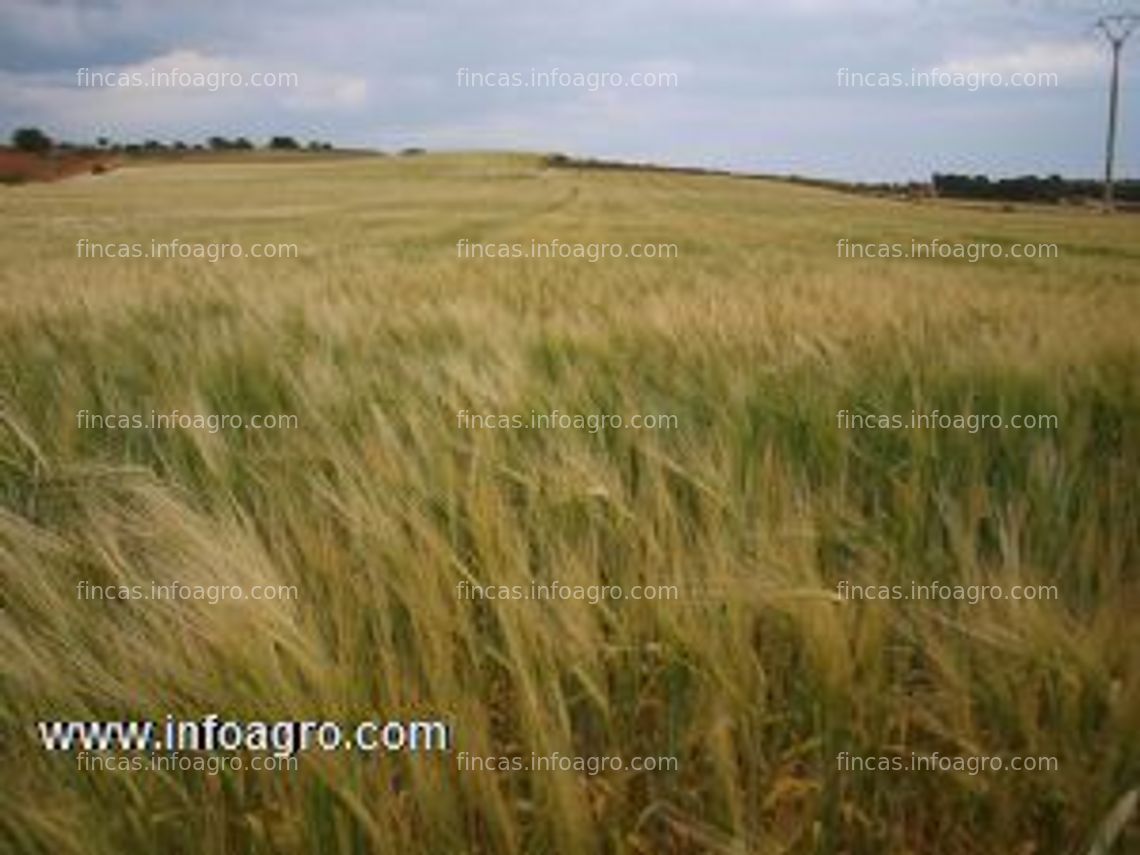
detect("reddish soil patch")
[0,149,119,184]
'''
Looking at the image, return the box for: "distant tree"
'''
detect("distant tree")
[142,139,165,152]
[307,140,322,151]
[96,136,110,149]
[192,143,205,151]
[321,142,333,151]
[172,140,188,151]
[269,136,300,150]
[208,136,231,151]
[233,137,254,150]
[12,127,53,154]
[400,147,426,156]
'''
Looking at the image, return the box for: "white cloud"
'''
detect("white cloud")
[0,48,369,132]
[939,41,1103,81]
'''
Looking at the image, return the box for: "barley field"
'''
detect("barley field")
[1,153,1137,853]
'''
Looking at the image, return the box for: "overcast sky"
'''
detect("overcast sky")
[1,0,1136,181]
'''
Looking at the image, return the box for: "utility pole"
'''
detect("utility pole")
[1097,14,1139,211]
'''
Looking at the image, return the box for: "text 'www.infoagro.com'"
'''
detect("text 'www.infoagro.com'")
[38,715,451,757]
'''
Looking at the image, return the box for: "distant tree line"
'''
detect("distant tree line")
[545,156,1139,205]
[932,173,1140,204]
[7,128,336,155]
